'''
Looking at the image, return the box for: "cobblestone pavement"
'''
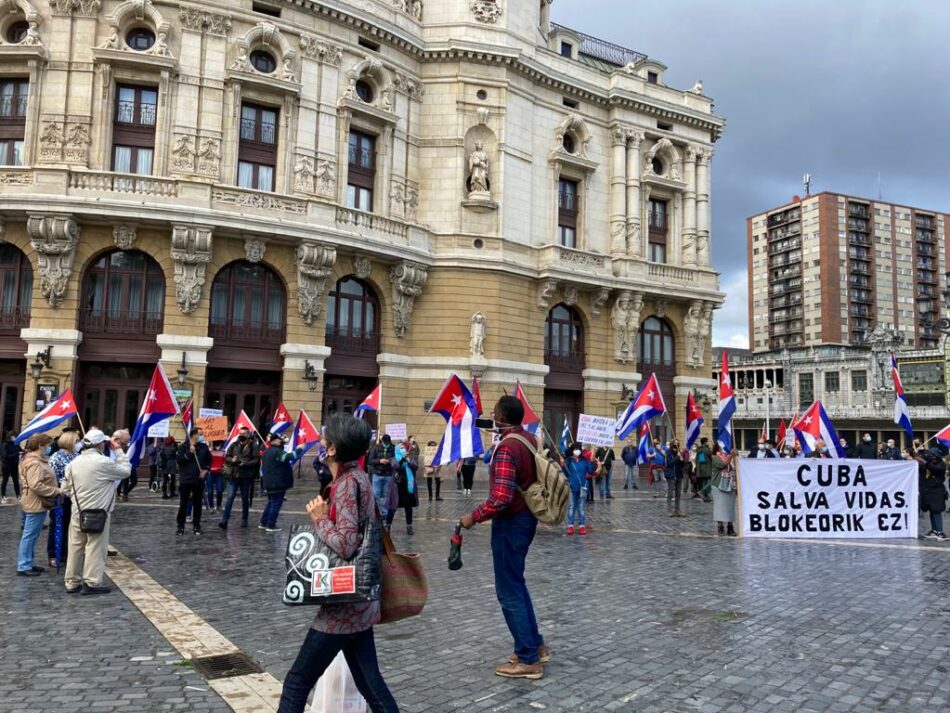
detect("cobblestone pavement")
[3,471,950,713]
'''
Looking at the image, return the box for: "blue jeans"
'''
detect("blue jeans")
[597,467,612,497]
[491,510,543,665]
[623,464,637,488]
[930,511,944,533]
[260,491,286,528]
[372,475,392,519]
[18,512,46,572]
[568,488,586,527]
[205,472,224,509]
[221,478,253,523]
[278,627,398,713]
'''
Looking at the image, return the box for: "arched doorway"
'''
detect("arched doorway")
[205,261,285,433]
[638,315,675,442]
[0,243,31,433]
[543,303,585,448]
[322,275,380,425]
[77,249,164,434]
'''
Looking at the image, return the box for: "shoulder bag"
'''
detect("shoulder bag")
[71,481,113,534]
[716,464,736,493]
[379,523,428,624]
[283,483,382,606]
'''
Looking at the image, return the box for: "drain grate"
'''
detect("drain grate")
[191,651,264,680]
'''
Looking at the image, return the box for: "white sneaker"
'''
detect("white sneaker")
[936,532,948,542]
[0,496,7,505]
[923,530,938,539]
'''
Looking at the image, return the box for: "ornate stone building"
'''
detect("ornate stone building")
[0,0,723,443]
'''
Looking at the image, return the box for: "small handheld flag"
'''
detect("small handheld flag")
[717,351,736,453]
[891,354,914,441]
[429,374,484,466]
[615,373,667,440]
[15,389,79,444]
[270,403,293,436]
[355,385,381,416]
[224,409,260,450]
[636,423,651,465]
[514,381,541,435]
[791,401,844,458]
[288,409,320,462]
[127,364,180,468]
[934,423,950,449]
[181,400,193,437]
[685,391,704,451]
[472,376,483,417]
[559,416,572,453]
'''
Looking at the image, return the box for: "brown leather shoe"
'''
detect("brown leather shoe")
[495,660,543,679]
[508,644,550,664]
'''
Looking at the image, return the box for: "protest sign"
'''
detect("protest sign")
[576,414,617,447]
[738,458,918,539]
[195,416,228,442]
[385,423,407,440]
[199,408,223,418]
[147,419,170,438]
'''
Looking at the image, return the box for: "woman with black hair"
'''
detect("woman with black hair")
[278,414,398,713]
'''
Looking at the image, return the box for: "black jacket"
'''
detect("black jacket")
[917,449,948,513]
[261,445,295,493]
[368,443,395,476]
[227,438,261,479]
[855,441,877,459]
[176,442,211,486]
[159,444,178,475]
[1,441,19,469]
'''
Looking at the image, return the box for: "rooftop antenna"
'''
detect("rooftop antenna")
[803,172,811,197]
[877,171,882,200]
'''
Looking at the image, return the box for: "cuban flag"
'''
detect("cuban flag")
[685,391,704,451]
[636,423,651,465]
[15,388,79,444]
[127,364,180,468]
[717,350,736,453]
[472,376,483,416]
[429,374,484,466]
[270,403,293,436]
[514,381,541,435]
[181,400,193,437]
[616,373,667,440]
[559,415,572,453]
[355,385,381,417]
[224,409,260,450]
[891,354,914,441]
[934,423,950,449]
[288,409,320,462]
[791,401,844,458]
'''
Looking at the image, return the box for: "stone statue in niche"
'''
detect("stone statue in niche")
[467,141,490,197]
[470,312,486,358]
[611,292,633,363]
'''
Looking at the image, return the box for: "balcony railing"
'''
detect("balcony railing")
[850,263,869,274]
[115,100,157,127]
[915,216,935,229]
[335,207,409,242]
[0,306,29,332]
[917,271,937,284]
[768,238,801,254]
[850,291,872,303]
[770,293,802,308]
[0,95,27,118]
[325,330,380,355]
[916,230,936,243]
[544,351,585,373]
[848,204,870,219]
[848,233,870,246]
[550,23,647,66]
[209,320,284,346]
[79,308,162,336]
[240,118,276,145]
[768,210,799,227]
[69,170,178,196]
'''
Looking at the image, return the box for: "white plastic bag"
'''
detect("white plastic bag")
[310,651,367,713]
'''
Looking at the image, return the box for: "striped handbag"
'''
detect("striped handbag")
[378,526,428,624]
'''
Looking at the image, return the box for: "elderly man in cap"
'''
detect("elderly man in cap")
[259,431,304,532]
[61,429,131,595]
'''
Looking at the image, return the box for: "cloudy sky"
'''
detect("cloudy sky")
[553,0,950,348]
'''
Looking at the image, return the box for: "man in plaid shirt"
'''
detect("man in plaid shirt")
[460,395,548,680]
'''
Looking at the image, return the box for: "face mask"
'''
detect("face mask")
[822,447,829,454]
[758,444,765,451]
[43,446,52,456]
[839,441,846,447]
[239,434,247,441]
[395,445,407,461]
[73,443,82,454]
[198,436,206,444]
[887,442,895,448]
[863,436,871,442]
[572,450,581,457]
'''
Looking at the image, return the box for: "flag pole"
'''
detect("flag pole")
[75,411,87,437]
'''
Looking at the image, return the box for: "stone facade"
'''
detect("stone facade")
[0,0,723,443]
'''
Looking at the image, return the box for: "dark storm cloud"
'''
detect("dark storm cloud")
[552,0,950,346]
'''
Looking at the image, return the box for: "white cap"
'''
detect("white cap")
[83,429,108,446]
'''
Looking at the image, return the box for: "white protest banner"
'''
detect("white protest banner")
[147,419,170,438]
[385,423,407,441]
[199,408,223,418]
[738,458,918,539]
[576,414,617,448]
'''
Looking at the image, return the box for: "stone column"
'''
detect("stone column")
[157,334,215,410]
[696,149,712,267]
[682,145,698,265]
[609,125,627,256]
[280,343,332,417]
[640,184,652,259]
[20,328,83,430]
[625,130,643,258]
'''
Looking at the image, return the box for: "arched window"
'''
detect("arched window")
[209,261,285,345]
[326,277,380,352]
[0,243,31,333]
[544,304,584,372]
[638,316,675,375]
[79,249,164,336]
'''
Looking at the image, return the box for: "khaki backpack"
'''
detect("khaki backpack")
[502,434,571,526]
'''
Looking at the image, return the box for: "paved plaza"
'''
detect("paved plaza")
[4,471,950,713]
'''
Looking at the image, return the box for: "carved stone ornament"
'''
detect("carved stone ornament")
[296,242,337,325]
[389,261,428,338]
[315,158,336,198]
[611,291,643,364]
[113,224,137,250]
[393,72,424,100]
[170,225,212,314]
[353,255,372,279]
[470,0,502,23]
[178,7,232,35]
[684,300,704,368]
[644,137,681,181]
[39,121,64,162]
[654,297,669,319]
[197,138,220,176]
[50,0,101,15]
[470,312,486,358]
[245,237,266,264]
[592,287,610,316]
[467,141,490,198]
[299,35,342,65]
[393,0,422,19]
[562,285,578,307]
[172,134,196,173]
[294,155,315,193]
[537,279,558,311]
[27,214,79,308]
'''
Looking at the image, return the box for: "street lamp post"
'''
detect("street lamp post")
[764,378,772,440]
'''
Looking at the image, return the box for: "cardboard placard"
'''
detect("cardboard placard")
[195,416,228,442]
[385,423,407,441]
[576,414,617,447]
